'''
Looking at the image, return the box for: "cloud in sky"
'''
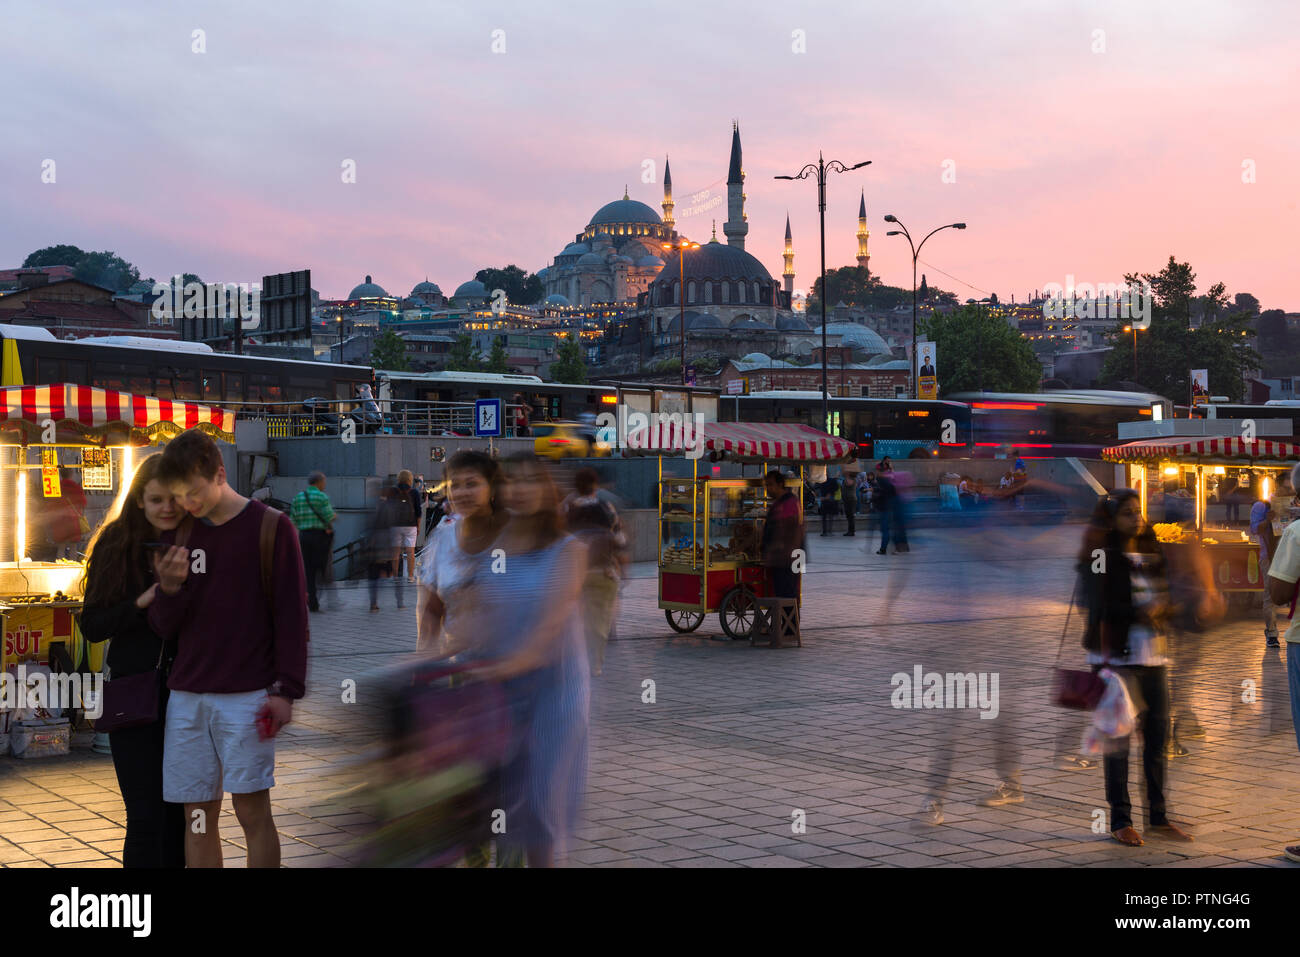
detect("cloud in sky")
[2,0,1296,307]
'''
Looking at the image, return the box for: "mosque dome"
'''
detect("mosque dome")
[560,242,589,257]
[348,275,388,299]
[637,255,665,269]
[775,314,811,331]
[577,252,604,266]
[544,293,571,306]
[588,198,662,228]
[730,316,769,330]
[811,322,890,355]
[666,311,724,333]
[653,240,774,284]
[411,280,442,297]
[453,279,488,299]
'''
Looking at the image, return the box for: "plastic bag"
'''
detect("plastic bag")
[1081,668,1137,754]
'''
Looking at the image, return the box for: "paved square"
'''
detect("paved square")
[2,523,1297,867]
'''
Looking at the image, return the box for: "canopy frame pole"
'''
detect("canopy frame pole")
[1195,464,1205,540]
[1135,463,1147,522]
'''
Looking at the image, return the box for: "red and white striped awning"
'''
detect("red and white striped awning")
[625,420,856,463]
[1102,436,1300,465]
[0,384,234,444]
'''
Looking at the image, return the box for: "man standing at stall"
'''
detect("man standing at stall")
[149,428,309,868]
[762,470,804,607]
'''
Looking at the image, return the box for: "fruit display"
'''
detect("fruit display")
[5,590,74,605]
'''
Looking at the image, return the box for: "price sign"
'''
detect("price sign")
[82,448,112,490]
[40,448,60,498]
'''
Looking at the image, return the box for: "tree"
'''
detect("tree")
[919,303,1041,393]
[1125,256,1196,323]
[445,332,483,372]
[1234,292,1260,317]
[484,337,508,374]
[1196,281,1228,327]
[369,329,410,371]
[550,333,587,383]
[1257,309,1289,352]
[23,245,87,268]
[474,265,544,305]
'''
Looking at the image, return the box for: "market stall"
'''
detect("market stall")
[0,384,233,756]
[625,421,856,639]
[1101,436,1300,596]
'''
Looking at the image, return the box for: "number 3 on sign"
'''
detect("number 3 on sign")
[42,472,60,498]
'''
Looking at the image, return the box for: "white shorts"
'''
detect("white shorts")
[391,526,417,549]
[163,689,276,803]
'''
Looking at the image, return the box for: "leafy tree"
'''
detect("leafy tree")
[1233,292,1260,317]
[445,332,483,372]
[474,265,544,305]
[1099,258,1260,401]
[1257,309,1289,351]
[919,303,1041,393]
[23,244,86,268]
[369,329,410,371]
[550,333,587,383]
[484,337,508,374]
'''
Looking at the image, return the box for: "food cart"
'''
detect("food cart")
[625,421,856,639]
[0,384,233,754]
[1101,436,1300,600]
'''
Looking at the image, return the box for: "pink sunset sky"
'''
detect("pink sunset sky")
[3,0,1297,309]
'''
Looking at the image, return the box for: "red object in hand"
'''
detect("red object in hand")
[255,703,276,740]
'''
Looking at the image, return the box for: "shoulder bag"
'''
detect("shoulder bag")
[1052,576,1107,710]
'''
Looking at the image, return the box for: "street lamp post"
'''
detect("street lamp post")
[883,216,966,398]
[1123,324,1139,380]
[777,155,871,431]
[336,315,344,362]
[662,239,701,386]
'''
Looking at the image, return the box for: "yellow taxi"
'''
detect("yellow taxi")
[532,421,611,459]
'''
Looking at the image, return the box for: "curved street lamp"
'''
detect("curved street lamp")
[662,239,701,385]
[883,216,965,398]
[776,155,871,429]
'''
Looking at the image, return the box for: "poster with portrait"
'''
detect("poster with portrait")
[917,342,938,401]
[1191,369,1209,406]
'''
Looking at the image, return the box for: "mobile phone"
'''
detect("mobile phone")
[142,541,171,551]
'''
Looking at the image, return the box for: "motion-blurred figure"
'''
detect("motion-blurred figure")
[563,467,627,676]
[367,486,402,613]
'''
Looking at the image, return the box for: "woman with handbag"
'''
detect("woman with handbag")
[80,453,188,868]
[1078,489,1194,847]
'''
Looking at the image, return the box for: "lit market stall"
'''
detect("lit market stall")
[625,420,856,640]
[1101,436,1300,598]
[0,384,233,756]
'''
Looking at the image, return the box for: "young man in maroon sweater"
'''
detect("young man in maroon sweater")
[149,429,308,868]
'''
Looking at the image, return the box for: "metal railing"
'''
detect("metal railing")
[230,399,529,439]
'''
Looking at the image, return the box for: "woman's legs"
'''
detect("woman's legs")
[109,718,186,868]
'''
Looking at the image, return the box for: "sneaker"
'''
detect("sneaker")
[919,800,944,826]
[877,547,888,555]
[1057,755,1096,771]
[1166,739,1189,759]
[1284,844,1300,863]
[1267,635,1281,648]
[978,782,1025,807]
[369,605,379,613]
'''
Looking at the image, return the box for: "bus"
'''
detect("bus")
[719,391,974,459]
[947,390,1172,457]
[1203,400,1300,438]
[0,327,373,405]
[377,370,617,423]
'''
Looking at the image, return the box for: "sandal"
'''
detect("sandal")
[1112,826,1144,846]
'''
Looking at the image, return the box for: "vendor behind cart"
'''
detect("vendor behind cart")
[761,470,803,602]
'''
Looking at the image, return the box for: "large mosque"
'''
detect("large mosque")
[539,124,873,339]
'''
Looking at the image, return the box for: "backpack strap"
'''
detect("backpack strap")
[259,506,281,604]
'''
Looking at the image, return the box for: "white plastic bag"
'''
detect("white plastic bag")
[1081,668,1137,754]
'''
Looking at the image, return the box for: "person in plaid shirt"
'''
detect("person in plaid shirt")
[290,471,336,612]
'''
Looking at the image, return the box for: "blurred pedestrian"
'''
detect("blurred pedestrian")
[841,468,857,536]
[761,470,803,611]
[1251,483,1281,648]
[562,467,626,676]
[874,469,898,555]
[290,471,335,613]
[1263,461,1300,863]
[392,469,422,583]
[1079,489,1193,847]
[816,472,839,537]
[367,486,400,613]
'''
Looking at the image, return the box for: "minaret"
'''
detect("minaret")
[723,122,747,250]
[782,213,795,299]
[856,189,870,275]
[662,156,675,232]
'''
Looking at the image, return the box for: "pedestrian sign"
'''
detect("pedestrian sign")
[474,398,503,437]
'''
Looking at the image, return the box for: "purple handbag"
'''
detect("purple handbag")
[1053,580,1106,710]
[94,647,163,733]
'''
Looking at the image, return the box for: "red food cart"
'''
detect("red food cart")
[625,421,856,639]
[1102,436,1300,600]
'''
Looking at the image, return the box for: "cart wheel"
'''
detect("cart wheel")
[719,587,757,640]
[665,609,705,633]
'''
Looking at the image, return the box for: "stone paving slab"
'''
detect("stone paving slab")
[2,524,1299,868]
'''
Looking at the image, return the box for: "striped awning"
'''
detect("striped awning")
[625,420,856,463]
[1102,436,1300,465]
[0,384,234,444]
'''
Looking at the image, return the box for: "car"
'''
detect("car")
[532,421,611,459]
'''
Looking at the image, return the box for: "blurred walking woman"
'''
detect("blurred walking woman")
[80,454,187,867]
[418,452,589,866]
[1079,489,1193,847]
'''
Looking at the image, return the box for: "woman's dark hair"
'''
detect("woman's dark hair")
[764,469,785,486]
[1079,488,1152,565]
[574,467,599,496]
[445,450,505,517]
[501,453,563,547]
[83,454,172,606]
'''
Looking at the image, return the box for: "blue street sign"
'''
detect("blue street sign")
[474,398,503,437]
